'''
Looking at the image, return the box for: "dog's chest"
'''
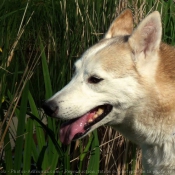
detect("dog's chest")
[142,143,175,175]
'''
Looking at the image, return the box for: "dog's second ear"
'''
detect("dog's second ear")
[129,11,162,57]
[105,9,133,39]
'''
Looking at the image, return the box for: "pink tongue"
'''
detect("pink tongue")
[59,112,95,145]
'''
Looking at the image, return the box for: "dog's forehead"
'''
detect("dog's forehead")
[75,36,130,68]
[83,36,129,60]
[75,36,132,75]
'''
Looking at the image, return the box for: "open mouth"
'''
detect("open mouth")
[59,104,113,145]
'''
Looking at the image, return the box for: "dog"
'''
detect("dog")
[42,9,175,174]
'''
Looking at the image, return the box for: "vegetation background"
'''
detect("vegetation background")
[0,0,175,174]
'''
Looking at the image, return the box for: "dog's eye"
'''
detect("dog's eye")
[88,76,103,84]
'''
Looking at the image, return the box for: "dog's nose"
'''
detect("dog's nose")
[42,100,58,116]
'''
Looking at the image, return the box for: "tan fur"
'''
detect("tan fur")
[154,43,175,118]
[98,43,135,76]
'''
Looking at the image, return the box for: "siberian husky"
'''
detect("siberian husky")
[42,9,175,174]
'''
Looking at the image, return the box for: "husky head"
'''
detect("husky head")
[42,9,162,144]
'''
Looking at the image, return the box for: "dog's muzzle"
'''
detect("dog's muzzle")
[42,100,113,145]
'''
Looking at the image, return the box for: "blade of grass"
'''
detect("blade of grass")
[28,91,49,170]
[3,131,13,175]
[23,117,33,174]
[63,145,71,175]
[131,143,137,175]
[14,82,29,172]
[2,107,13,174]
[79,135,93,171]
[86,130,100,175]
[40,37,52,99]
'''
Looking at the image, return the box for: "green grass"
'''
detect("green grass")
[0,0,175,174]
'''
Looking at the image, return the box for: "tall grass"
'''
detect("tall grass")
[0,0,175,174]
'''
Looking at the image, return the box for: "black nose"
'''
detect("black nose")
[42,100,58,116]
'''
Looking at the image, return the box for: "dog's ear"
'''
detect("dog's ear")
[128,11,162,58]
[105,9,133,38]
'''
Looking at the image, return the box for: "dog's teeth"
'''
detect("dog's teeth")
[93,114,98,119]
[97,108,103,115]
[88,119,93,123]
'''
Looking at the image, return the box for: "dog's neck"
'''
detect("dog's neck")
[139,100,175,174]
[111,96,175,174]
